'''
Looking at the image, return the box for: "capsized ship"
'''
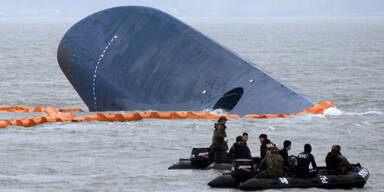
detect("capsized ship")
[57,6,316,116]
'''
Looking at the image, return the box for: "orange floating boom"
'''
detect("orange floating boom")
[0,101,334,129]
[243,101,335,119]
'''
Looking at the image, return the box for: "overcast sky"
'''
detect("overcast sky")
[0,0,383,18]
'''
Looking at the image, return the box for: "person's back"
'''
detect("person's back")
[296,144,317,178]
[211,116,229,163]
[228,136,252,161]
[259,147,284,178]
[326,145,352,175]
[326,151,341,169]
[234,142,252,160]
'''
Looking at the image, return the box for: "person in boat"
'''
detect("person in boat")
[242,132,248,143]
[296,144,317,178]
[279,140,291,166]
[243,132,262,164]
[325,145,354,175]
[210,116,229,163]
[259,134,274,159]
[227,135,252,161]
[258,146,284,178]
[279,140,292,176]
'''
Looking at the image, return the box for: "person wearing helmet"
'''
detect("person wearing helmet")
[296,144,317,178]
[258,146,284,178]
[227,135,252,161]
[325,145,353,175]
[210,116,229,163]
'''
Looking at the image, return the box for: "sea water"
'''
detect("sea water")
[0,17,383,191]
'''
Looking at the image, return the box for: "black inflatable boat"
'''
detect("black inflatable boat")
[208,159,369,190]
[168,148,232,170]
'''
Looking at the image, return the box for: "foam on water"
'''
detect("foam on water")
[323,107,383,117]
[323,107,343,116]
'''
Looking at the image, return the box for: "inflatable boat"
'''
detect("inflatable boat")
[168,148,232,170]
[208,159,369,190]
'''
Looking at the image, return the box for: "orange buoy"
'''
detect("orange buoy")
[32,106,46,112]
[0,100,335,129]
[84,114,98,121]
[225,114,240,119]
[0,120,12,129]
[0,106,32,112]
[59,108,85,112]
[186,112,202,119]
[126,112,143,121]
[45,106,59,117]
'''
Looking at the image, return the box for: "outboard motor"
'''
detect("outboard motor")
[190,148,212,169]
[231,159,254,182]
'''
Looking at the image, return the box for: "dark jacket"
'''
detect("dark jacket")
[227,141,252,161]
[211,123,228,151]
[279,148,289,166]
[296,151,317,177]
[326,151,353,174]
[259,147,284,178]
[325,151,341,169]
[260,139,272,159]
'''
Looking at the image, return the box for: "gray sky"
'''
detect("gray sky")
[0,0,383,18]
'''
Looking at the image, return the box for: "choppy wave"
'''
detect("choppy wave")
[323,107,383,117]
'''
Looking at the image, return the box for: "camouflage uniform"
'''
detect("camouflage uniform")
[339,154,352,169]
[211,123,228,163]
[259,147,284,178]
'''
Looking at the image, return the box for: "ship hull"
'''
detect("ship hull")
[57,6,316,116]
